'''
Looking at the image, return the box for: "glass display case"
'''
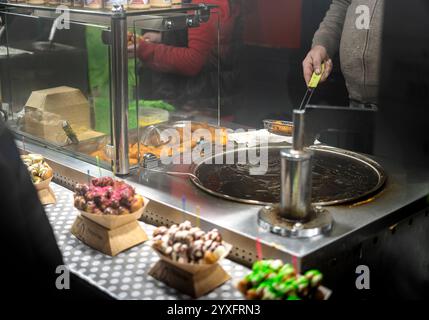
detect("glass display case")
[0,1,219,175]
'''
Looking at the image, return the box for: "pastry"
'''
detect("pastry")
[152,221,227,264]
[21,154,53,184]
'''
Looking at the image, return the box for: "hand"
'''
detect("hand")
[142,32,161,44]
[127,34,148,58]
[302,45,333,86]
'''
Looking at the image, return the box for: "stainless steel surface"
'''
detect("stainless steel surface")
[298,87,315,111]
[110,6,129,175]
[292,110,305,151]
[5,2,215,18]
[264,109,334,237]
[133,13,194,31]
[190,145,386,206]
[279,110,312,220]
[141,153,159,169]
[279,148,313,220]
[0,3,218,28]
[16,139,429,266]
[258,205,333,238]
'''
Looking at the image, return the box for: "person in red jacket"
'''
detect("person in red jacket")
[137,0,237,76]
[135,0,241,109]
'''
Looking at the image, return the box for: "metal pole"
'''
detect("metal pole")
[279,147,313,221]
[110,5,129,175]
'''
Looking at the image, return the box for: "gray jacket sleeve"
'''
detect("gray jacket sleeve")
[312,0,351,58]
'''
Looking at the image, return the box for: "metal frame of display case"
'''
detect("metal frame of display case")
[0,2,214,175]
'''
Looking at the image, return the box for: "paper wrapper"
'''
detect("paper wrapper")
[78,196,149,230]
[71,215,148,257]
[149,242,232,298]
[33,177,56,205]
[34,176,52,191]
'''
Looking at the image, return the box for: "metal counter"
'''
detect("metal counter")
[19,140,429,297]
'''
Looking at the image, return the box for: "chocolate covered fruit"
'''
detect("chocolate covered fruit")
[73,177,144,215]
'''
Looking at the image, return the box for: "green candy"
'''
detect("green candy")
[279,265,296,280]
[262,287,278,300]
[248,271,266,286]
[245,261,324,300]
[273,282,297,297]
[268,259,283,272]
[305,269,323,288]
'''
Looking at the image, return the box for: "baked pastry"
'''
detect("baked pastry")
[152,221,227,264]
[237,260,324,300]
[21,154,53,184]
[73,177,144,215]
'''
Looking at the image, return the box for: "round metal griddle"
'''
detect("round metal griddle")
[190,145,386,206]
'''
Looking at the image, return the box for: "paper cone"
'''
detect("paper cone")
[38,186,57,205]
[33,177,52,191]
[71,215,148,256]
[78,196,149,230]
[149,242,232,298]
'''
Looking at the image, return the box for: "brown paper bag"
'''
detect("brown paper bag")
[71,215,148,256]
[149,243,232,298]
[71,196,150,256]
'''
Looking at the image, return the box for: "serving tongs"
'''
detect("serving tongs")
[298,63,325,110]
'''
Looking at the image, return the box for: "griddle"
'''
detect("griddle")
[190,145,386,206]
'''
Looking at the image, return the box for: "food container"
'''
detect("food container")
[73,0,83,6]
[34,177,57,205]
[33,176,52,192]
[72,196,149,256]
[60,0,72,5]
[78,203,145,230]
[128,0,150,9]
[150,0,171,8]
[77,195,149,230]
[150,242,232,298]
[263,119,294,136]
[48,0,60,5]
[84,0,102,8]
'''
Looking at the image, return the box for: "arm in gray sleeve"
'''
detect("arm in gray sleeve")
[312,0,351,57]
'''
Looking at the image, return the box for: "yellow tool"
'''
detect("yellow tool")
[299,63,325,110]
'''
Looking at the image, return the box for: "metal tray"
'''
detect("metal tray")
[263,119,293,137]
[190,145,387,206]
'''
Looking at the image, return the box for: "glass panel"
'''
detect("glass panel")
[1,8,113,168]
[130,10,222,166]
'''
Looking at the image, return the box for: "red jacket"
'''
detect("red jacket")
[137,0,237,77]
